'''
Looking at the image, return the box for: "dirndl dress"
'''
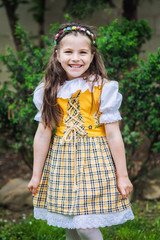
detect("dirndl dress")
[33,76,134,229]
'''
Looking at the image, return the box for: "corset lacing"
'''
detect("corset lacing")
[61,96,86,192]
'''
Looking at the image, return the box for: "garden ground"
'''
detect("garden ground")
[0,148,32,222]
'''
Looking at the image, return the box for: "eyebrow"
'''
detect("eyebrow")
[63,48,90,51]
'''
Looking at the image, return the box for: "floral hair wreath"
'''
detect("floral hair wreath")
[54,26,96,45]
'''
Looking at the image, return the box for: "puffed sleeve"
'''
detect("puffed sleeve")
[33,82,44,122]
[99,81,122,123]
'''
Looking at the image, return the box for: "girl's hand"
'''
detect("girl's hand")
[28,176,40,196]
[117,176,133,199]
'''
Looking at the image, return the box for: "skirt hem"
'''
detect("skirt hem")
[34,207,134,229]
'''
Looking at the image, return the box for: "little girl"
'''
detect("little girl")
[28,22,134,240]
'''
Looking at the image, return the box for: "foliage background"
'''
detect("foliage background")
[0,17,159,181]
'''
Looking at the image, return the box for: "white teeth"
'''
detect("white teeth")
[70,65,81,68]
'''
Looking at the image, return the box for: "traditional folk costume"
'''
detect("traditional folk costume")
[33,76,134,229]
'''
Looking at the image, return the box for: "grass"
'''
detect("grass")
[0,200,160,240]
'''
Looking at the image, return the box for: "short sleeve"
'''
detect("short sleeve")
[99,81,122,124]
[33,82,44,122]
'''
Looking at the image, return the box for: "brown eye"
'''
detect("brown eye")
[80,51,87,54]
[65,51,72,54]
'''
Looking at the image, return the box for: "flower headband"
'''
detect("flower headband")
[54,26,96,45]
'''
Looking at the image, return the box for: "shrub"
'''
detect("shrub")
[121,49,160,180]
[97,19,160,179]
[97,18,152,79]
[0,23,60,167]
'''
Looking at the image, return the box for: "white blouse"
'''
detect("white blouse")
[33,77,122,123]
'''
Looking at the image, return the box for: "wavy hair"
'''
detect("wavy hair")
[42,22,107,128]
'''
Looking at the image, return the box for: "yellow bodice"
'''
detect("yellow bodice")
[55,86,106,137]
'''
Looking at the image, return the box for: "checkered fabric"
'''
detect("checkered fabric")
[33,135,130,215]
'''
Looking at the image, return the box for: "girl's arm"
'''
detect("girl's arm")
[104,121,133,199]
[28,122,52,195]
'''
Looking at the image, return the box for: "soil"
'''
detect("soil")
[0,149,33,222]
[0,151,32,188]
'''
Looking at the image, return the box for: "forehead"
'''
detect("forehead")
[60,32,91,49]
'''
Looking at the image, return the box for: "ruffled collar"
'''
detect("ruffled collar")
[57,76,107,99]
[35,76,108,100]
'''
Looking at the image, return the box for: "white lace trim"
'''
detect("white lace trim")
[57,76,108,99]
[34,207,134,229]
[99,111,122,124]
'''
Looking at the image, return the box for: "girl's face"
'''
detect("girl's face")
[57,33,94,80]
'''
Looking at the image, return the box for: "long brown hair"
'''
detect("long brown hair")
[42,22,107,128]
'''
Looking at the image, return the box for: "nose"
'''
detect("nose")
[71,52,79,61]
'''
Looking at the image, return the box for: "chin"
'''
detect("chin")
[68,73,84,79]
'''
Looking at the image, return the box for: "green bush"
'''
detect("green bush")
[121,49,160,180]
[0,23,60,167]
[97,19,160,179]
[97,18,152,79]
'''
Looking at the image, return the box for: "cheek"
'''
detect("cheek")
[87,55,94,65]
[59,55,69,64]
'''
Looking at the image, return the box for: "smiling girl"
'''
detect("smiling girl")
[57,33,94,80]
[28,23,134,240]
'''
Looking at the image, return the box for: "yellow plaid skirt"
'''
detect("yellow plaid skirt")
[33,135,130,215]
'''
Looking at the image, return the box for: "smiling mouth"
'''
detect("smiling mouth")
[69,64,82,68]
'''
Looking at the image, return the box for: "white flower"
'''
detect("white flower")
[22,213,26,220]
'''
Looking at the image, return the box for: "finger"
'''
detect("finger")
[119,188,127,199]
[32,187,37,196]
[28,185,36,195]
[28,183,33,191]
[126,185,133,196]
[122,194,127,199]
[125,189,130,197]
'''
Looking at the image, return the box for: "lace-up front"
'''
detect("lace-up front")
[62,91,87,191]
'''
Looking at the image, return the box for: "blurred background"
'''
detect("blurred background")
[0,0,160,239]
